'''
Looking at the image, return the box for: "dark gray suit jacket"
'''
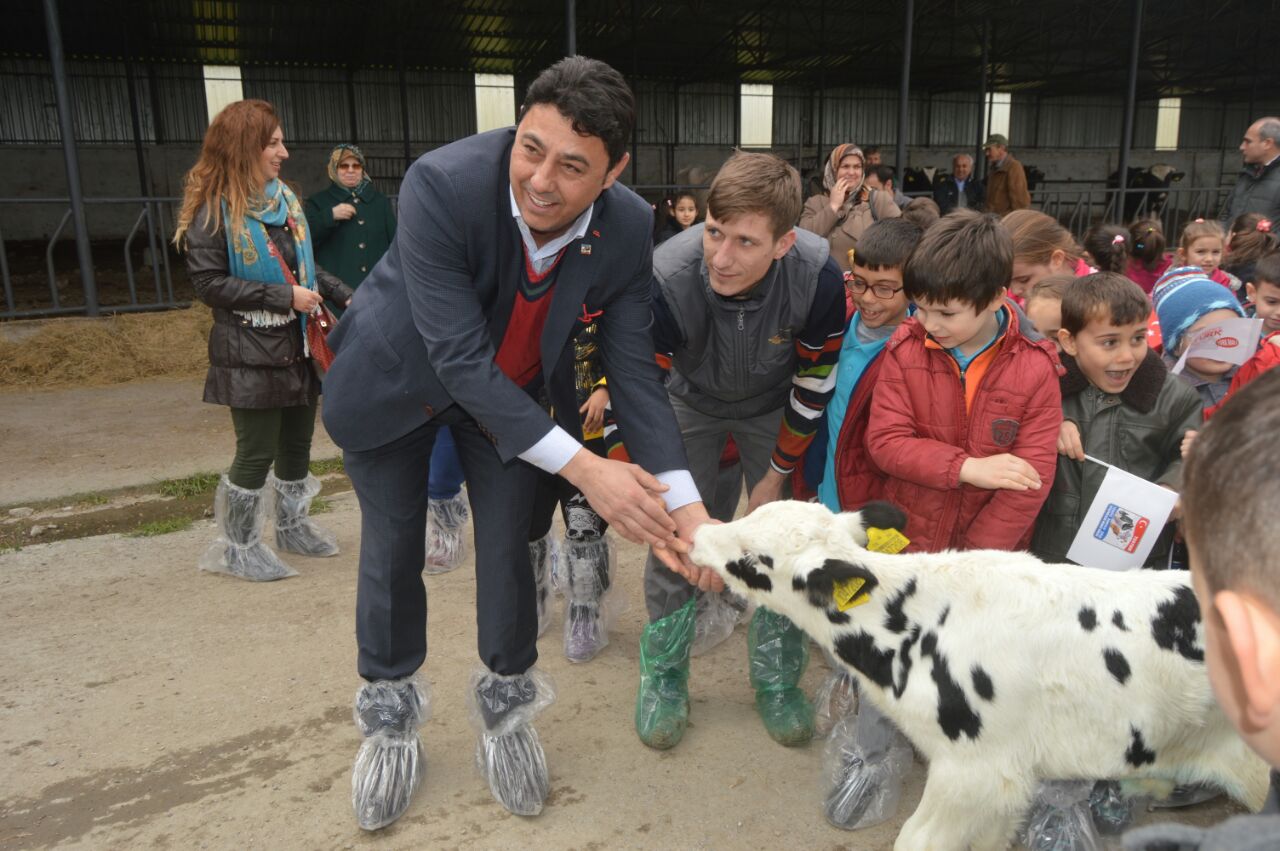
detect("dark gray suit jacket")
[322,128,688,477]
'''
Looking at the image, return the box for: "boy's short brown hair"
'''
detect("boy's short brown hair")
[1059,272,1150,336]
[903,209,1011,309]
[1183,367,1280,608]
[851,219,922,271]
[706,151,801,240]
[901,197,941,231]
[1256,253,1280,287]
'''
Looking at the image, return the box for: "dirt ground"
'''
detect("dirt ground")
[0,378,1243,850]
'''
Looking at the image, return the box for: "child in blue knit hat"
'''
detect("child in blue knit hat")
[1153,265,1247,409]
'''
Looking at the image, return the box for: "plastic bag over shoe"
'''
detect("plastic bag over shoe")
[351,677,430,831]
[271,473,339,557]
[468,667,556,816]
[425,490,469,575]
[199,475,297,581]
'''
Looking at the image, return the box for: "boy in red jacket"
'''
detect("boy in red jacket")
[866,209,1063,552]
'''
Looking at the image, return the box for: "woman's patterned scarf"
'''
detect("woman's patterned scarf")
[223,179,317,343]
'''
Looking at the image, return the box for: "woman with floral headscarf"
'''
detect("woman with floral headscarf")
[174,100,353,582]
[798,143,901,273]
[304,144,396,303]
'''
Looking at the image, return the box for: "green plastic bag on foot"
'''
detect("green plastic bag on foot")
[635,598,696,750]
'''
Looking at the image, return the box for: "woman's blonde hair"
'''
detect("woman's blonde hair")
[1001,209,1080,268]
[173,99,280,246]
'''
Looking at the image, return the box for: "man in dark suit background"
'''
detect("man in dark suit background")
[933,152,984,214]
[323,57,715,829]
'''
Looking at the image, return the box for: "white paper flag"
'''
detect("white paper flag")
[1066,456,1179,571]
[1171,317,1263,375]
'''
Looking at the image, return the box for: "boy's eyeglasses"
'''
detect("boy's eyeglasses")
[845,279,904,299]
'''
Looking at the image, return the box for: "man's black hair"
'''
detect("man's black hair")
[520,56,635,168]
[872,165,896,188]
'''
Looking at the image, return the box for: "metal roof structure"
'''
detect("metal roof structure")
[5,0,1277,100]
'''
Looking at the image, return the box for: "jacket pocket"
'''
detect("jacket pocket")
[235,322,298,368]
[356,307,403,372]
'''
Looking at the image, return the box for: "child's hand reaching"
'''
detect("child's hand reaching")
[960,453,1043,491]
[579,386,610,434]
[1057,420,1085,461]
[1180,429,1198,459]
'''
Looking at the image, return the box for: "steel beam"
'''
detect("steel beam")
[894,0,915,180]
[1115,0,1144,223]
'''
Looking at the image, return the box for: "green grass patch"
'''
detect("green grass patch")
[158,471,221,500]
[75,492,110,507]
[310,496,332,515]
[128,517,193,537]
[309,456,345,476]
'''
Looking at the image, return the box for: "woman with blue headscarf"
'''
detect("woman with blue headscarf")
[174,99,353,582]
[305,144,396,307]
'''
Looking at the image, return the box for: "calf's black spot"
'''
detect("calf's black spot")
[1125,727,1157,767]
[937,605,950,627]
[805,559,879,610]
[1112,611,1128,631]
[726,557,772,592]
[893,625,922,699]
[1078,607,1098,631]
[827,609,851,625]
[834,631,895,689]
[758,555,773,568]
[883,578,917,634]
[920,630,983,741]
[859,501,908,534]
[971,666,994,701]
[1104,648,1131,684]
[1151,585,1204,662]
[792,576,806,593]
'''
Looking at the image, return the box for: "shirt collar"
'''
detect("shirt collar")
[509,186,594,265]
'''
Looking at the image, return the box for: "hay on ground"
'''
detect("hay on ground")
[0,305,213,389]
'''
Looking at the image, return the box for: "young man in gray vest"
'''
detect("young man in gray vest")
[634,152,847,750]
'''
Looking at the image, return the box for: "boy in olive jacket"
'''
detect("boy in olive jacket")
[1031,273,1202,566]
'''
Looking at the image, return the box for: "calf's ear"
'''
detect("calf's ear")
[859,501,907,534]
[805,559,879,610]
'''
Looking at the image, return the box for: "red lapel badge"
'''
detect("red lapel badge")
[578,304,604,324]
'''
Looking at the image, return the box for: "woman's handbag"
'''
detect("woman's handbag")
[306,303,338,376]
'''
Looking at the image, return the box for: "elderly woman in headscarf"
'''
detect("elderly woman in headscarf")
[799,143,901,273]
[303,144,396,308]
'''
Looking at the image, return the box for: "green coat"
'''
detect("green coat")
[303,181,396,299]
[1030,349,1203,567]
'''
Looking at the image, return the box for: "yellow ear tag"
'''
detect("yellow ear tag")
[867,527,910,554]
[833,577,871,612]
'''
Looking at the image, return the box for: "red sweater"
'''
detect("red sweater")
[865,305,1064,553]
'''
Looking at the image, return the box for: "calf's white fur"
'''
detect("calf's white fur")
[691,500,1269,851]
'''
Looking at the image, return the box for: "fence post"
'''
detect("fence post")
[894,0,914,179]
[43,0,98,316]
[1115,0,1144,223]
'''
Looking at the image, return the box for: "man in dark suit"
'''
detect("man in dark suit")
[933,153,984,214]
[322,57,714,829]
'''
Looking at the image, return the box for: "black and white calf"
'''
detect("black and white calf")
[691,501,1270,851]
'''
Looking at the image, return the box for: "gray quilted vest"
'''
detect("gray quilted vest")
[654,223,831,420]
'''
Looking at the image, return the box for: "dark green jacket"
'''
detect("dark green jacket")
[1031,349,1202,566]
[303,181,396,299]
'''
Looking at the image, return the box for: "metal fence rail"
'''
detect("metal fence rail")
[1,196,182,320]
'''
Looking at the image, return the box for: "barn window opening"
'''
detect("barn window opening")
[203,65,244,124]
[1156,97,1181,151]
[740,83,774,148]
[475,74,516,133]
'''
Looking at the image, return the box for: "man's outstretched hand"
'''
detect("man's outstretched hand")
[560,449,676,547]
[653,502,723,592]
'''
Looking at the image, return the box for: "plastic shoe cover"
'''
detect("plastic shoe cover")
[528,534,559,637]
[424,490,470,575]
[823,704,913,830]
[1088,780,1143,834]
[1021,780,1103,851]
[561,536,621,663]
[1149,782,1222,809]
[813,666,860,739]
[271,474,339,557]
[748,606,814,746]
[469,668,555,816]
[635,598,696,750]
[199,475,296,581]
[351,677,430,831]
[691,588,751,657]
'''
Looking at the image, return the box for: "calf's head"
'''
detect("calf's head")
[692,500,907,632]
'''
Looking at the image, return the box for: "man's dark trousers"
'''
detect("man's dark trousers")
[344,404,541,682]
